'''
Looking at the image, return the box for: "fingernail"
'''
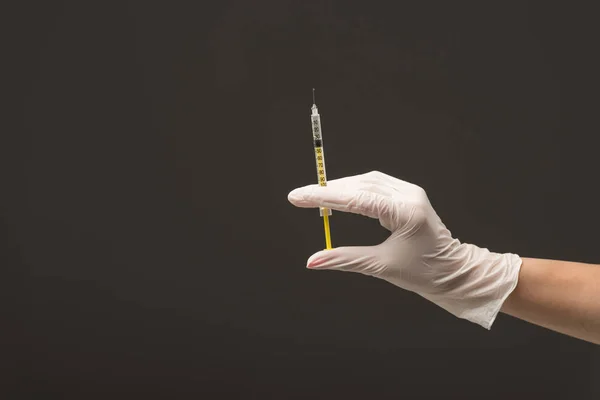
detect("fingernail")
[307,258,326,269]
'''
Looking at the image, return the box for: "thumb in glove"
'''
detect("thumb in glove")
[307,246,382,275]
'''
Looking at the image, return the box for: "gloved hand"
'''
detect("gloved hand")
[288,171,522,329]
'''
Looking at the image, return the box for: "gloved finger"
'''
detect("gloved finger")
[328,171,421,196]
[288,185,391,220]
[290,172,393,197]
[307,246,384,276]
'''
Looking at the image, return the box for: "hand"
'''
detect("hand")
[288,171,522,329]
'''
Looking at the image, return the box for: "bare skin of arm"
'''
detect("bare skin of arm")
[501,258,600,344]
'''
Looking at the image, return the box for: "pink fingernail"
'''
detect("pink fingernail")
[307,258,326,269]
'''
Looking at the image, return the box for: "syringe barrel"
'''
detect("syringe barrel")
[311,109,332,217]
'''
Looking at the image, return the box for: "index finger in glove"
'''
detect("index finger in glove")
[288,182,390,220]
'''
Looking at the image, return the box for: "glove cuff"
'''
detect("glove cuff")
[422,248,522,329]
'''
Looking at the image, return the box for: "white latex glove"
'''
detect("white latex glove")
[288,171,522,329]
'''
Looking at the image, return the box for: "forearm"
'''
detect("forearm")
[501,257,600,344]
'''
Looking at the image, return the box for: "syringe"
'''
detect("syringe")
[310,89,332,250]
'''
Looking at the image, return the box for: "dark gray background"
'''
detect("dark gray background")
[3,1,600,398]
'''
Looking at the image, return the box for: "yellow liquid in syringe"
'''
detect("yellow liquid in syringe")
[314,145,332,249]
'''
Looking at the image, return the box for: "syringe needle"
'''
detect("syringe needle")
[312,88,316,105]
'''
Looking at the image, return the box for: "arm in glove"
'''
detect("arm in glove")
[289,171,600,344]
